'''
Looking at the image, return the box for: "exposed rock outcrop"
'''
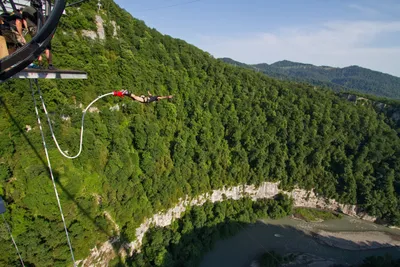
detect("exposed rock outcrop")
[109,104,120,111]
[61,115,71,121]
[81,15,105,40]
[111,21,119,37]
[76,238,119,267]
[88,107,99,113]
[81,29,97,40]
[96,15,105,40]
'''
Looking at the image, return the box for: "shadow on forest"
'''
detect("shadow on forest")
[0,97,128,265]
[125,219,400,267]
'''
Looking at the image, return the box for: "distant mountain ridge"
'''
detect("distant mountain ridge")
[220,58,400,99]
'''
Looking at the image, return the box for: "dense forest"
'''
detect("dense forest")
[0,0,400,266]
[221,58,400,99]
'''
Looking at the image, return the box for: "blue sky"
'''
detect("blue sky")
[114,0,400,77]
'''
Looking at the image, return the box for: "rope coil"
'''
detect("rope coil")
[38,88,115,159]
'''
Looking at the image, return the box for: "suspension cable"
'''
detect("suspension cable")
[35,80,114,159]
[30,80,76,266]
[2,214,25,267]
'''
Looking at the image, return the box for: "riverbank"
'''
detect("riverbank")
[312,229,400,250]
[289,208,400,251]
[264,215,400,251]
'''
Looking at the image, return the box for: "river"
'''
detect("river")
[199,215,400,267]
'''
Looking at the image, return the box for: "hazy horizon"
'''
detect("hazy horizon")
[115,0,400,77]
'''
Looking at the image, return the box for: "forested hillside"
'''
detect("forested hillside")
[221,58,400,99]
[0,0,399,266]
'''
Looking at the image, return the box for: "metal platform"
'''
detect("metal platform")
[11,68,88,79]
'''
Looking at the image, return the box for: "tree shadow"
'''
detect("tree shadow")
[126,219,400,267]
[0,96,128,265]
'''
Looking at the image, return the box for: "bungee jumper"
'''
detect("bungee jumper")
[114,90,173,103]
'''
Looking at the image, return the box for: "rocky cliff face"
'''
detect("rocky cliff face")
[129,183,376,254]
[77,182,378,266]
[81,14,119,40]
